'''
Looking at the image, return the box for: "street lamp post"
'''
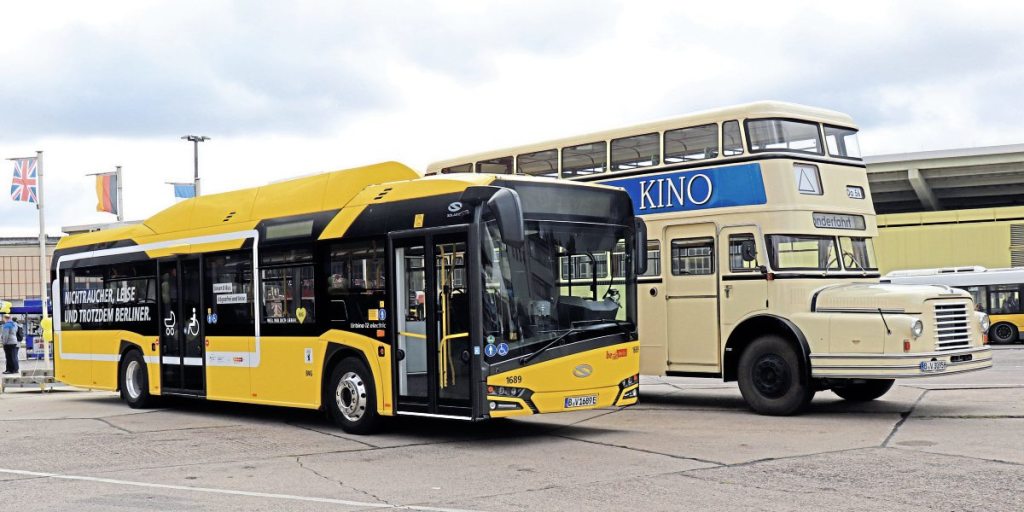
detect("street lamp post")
[180,134,210,196]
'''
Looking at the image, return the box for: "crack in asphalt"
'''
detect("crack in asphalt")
[92,417,133,434]
[551,433,725,466]
[286,421,382,449]
[882,389,928,447]
[887,446,1024,467]
[294,455,391,505]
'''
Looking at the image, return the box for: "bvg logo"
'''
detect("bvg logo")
[606,348,629,360]
[572,364,593,378]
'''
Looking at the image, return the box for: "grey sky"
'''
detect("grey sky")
[2,0,1023,235]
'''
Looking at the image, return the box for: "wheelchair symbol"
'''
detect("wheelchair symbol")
[186,307,200,337]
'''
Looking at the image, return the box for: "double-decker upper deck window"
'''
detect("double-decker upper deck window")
[747,119,823,155]
[477,156,514,175]
[824,125,862,160]
[562,142,607,177]
[441,163,473,174]
[723,120,743,156]
[517,149,559,177]
[671,238,714,276]
[611,133,660,171]
[665,124,719,163]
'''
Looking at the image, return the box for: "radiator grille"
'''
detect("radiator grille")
[933,302,971,351]
[1012,224,1024,267]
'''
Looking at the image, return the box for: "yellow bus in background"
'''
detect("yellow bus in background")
[428,101,992,415]
[883,267,1024,344]
[51,162,643,433]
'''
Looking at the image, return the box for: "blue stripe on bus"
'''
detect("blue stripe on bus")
[599,163,767,216]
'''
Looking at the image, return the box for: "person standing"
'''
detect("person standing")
[2,314,19,374]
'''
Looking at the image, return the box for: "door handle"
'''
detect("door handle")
[724,285,733,298]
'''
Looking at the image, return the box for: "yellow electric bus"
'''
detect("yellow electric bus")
[51,162,643,433]
[883,266,1024,344]
[427,101,993,415]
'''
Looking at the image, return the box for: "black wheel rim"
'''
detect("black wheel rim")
[752,354,790,399]
[995,324,1012,341]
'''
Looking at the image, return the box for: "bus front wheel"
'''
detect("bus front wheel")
[832,379,894,402]
[989,322,1019,344]
[119,350,155,409]
[737,335,814,416]
[327,358,381,435]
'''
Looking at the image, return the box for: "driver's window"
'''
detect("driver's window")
[728,234,759,271]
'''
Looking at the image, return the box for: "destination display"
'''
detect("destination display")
[600,163,768,216]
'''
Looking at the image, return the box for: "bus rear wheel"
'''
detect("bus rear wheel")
[119,350,155,409]
[327,358,381,435]
[832,379,894,402]
[738,335,813,416]
[989,322,1019,344]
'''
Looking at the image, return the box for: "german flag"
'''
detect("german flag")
[95,172,119,215]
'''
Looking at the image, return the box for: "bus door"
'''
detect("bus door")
[664,223,721,371]
[157,257,206,396]
[391,229,475,418]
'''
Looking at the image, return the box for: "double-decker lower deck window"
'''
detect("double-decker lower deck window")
[670,238,714,275]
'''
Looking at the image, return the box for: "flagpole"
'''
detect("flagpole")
[115,165,124,222]
[36,150,50,367]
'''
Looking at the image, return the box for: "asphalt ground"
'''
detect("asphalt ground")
[1,346,1022,511]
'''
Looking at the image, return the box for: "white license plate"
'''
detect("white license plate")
[920,360,947,373]
[564,395,598,409]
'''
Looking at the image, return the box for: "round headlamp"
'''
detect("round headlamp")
[978,312,991,332]
[911,318,924,338]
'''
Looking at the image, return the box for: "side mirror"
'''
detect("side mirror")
[486,188,525,246]
[741,240,757,262]
[634,218,648,275]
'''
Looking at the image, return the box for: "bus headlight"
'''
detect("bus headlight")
[911,318,924,338]
[977,312,991,332]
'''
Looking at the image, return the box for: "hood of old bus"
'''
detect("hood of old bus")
[814,283,970,313]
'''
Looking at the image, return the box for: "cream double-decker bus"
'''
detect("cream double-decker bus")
[427,101,993,415]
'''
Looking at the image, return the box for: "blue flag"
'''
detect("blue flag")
[174,183,196,198]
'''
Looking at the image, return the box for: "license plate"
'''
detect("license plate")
[920,360,947,373]
[564,395,598,409]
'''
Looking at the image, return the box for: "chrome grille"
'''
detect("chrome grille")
[933,302,971,351]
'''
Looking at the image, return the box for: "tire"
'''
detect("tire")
[832,379,894,402]
[326,358,381,435]
[737,335,813,416]
[989,323,1018,345]
[119,350,155,409]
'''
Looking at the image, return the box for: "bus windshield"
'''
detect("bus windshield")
[839,236,878,270]
[747,119,823,155]
[767,234,840,271]
[481,219,635,361]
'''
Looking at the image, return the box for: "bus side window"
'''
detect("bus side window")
[261,248,316,325]
[440,163,473,174]
[642,240,661,277]
[205,252,254,334]
[665,124,719,164]
[611,133,660,171]
[562,141,607,178]
[670,238,714,276]
[728,234,759,271]
[517,149,559,178]
[723,120,743,156]
[966,286,988,312]
[989,285,1021,315]
[476,156,514,175]
[328,242,386,325]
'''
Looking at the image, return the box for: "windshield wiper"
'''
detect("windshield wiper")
[519,328,581,366]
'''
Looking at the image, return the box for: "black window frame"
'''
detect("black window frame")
[670,237,715,276]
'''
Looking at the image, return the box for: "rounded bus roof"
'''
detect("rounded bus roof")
[427,100,858,174]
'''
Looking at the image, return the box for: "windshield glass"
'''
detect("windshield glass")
[481,219,635,362]
[766,235,840,271]
[824,125,862,160]
[747,119,823,155]
[839,236,878,270]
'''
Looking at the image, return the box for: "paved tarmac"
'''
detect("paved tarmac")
[1,347,1022,511]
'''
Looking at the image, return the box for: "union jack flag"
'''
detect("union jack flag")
[11,158,38,203]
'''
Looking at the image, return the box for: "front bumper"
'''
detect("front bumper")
[809,346,993,379]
